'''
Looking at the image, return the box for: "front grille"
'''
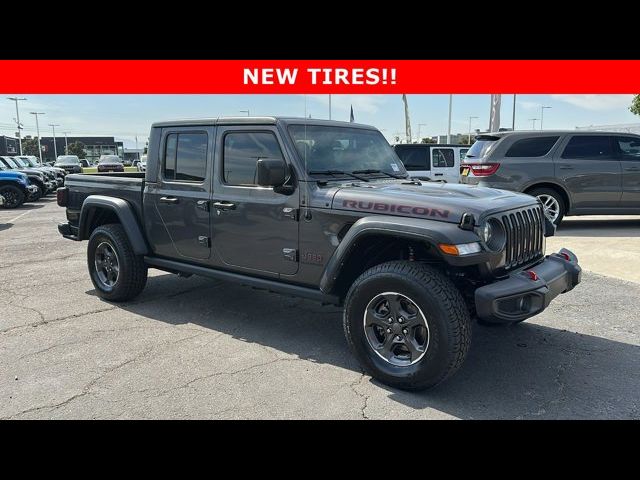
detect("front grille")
[499,205,545,270]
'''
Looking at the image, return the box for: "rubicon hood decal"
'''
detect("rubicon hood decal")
[341,199,450,218]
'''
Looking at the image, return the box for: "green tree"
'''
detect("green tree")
[631,95,640,116]
[22,137,40,156]
[420,137,436,144]
[66,141,86,159]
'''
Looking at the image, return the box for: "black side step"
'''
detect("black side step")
[144,256,341,305]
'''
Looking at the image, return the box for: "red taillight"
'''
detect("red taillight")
[56,186,69,207]
[463,163,501,177]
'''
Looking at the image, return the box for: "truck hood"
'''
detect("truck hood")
[0,171,28,181]
[331,181,538,223]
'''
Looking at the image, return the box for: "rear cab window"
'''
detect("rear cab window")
[615,136,640,161]
[394,146,429,171]
[464,136,500,161]
[163,132,208,182]
[505,136,559,157]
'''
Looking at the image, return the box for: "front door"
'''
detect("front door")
[146,127,212,260]
[211,126,299,276]
[555,135,622,209]
[615,135,640,208]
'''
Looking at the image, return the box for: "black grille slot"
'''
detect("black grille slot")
[499,206,544,270]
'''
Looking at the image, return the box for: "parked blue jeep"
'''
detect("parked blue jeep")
[0,168,39,209]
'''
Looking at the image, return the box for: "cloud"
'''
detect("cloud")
[550,94,634,111]
[303,94,387,114]
[517,100,541,110]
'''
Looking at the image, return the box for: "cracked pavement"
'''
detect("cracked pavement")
[1,199,638,419]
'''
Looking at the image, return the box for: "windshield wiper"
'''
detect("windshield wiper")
[351,169,405,179]
[309,170,369,182]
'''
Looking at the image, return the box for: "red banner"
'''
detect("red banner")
[1,60,638,93]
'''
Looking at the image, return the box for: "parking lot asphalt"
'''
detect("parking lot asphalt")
[1,198,638,419]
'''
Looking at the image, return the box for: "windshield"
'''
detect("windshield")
[465,137,499,160]
[99,156,121,163]
[288,125,407,177]
[21,157,37,167]
[0,162,7,171]
[13,157,29,167]
[56,157,79,165]
[3,157,20,168]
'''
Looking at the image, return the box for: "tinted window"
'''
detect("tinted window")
[224,132,284,185]
[562,135,613,159]
[432,148,454,167]
[164,134,177,179]
[175,133,207,181]
[459,149,469,160]
[394,147,428,171]
[163,132,207,182]
[615,136,640,160]
[465,138,498,159]
[505,136,559,157]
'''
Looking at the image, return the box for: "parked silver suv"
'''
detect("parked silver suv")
[460,130,640,225]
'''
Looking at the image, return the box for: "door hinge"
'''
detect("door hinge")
[197,200,210,212]
[282,207,298,221]
[198,236,210,247]
[282,248,298,262]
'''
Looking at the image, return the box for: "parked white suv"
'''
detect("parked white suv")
[393,144,469,183]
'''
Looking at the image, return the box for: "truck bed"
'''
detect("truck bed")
[64,172,145,220]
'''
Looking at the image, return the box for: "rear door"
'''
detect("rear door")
[211,126,299,276]
[615,135,640,208]
[393,145,429,179]
[431,147,456,182]
[555,135,622,209]
[146,127,213,260]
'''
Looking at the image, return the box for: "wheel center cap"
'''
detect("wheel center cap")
[392,323,403,335]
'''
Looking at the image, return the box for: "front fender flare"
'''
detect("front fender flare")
[79,195,148,255]
[319,215,487,294]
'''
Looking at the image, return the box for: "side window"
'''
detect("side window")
[562,135,613,159]
[223,131,284,186]
[615,136,640,161]
[505,136,559,157]
[432,148,454,168]
[395,148,428,171]
[163,132,207,182]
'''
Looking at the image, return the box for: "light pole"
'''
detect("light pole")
[467,116,479,144]
[49,124,60,160]
[417,123,427,143]
[529,118,539,130]
[328,95,332,120]
[239,110,250,117]
[447,94,453,143]
[63,132,70,154]
[7,97,27,155]
[29,112,45,163]
[540,106,552,130]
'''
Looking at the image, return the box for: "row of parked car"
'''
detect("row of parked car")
[51,154,147,173]
[0,155,67,208]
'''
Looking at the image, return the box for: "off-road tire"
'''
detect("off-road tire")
[0,185,25,209]
[87,223,147,302]
[344,261,472,390]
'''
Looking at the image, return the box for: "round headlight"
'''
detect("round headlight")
[480,218,506,252]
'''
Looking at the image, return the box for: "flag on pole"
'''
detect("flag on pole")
[349,105,354,123]
[489,94,502,132]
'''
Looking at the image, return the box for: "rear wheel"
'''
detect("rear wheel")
[528,187,565,226]
[0,185,25,209]
[343,261,472,390]
[87,224,148,302]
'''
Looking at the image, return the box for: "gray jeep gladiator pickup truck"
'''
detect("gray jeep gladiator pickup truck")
[57,117,582,390]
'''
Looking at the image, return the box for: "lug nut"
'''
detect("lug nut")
[398,317,404,324]
[386,328,392,334]
[395,335,402,341]
[403,329,408,335]
[388,318,394,324]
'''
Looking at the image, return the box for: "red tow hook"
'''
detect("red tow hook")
[560,252,571,261]
[525,270,539,281]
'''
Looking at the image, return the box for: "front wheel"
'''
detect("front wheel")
[87,224,148,302]
[0,185,25,209]
[343,261,472,391]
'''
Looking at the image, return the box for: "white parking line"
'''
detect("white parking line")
[7,210,32,223]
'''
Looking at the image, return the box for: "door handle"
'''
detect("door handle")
[212,201,236,211]
[434,173,444,176]
[558,165,574,170]
[159,196,179,204]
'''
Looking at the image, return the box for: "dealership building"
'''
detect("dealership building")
[39,136,125,163]
[0,135,20,156]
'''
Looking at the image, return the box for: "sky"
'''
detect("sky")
[0,94,637,148]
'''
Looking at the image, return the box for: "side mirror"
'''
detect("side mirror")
[256,158,287,188]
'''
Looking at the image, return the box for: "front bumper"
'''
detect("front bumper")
[475,248,581,323]
[26,185,39,199]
